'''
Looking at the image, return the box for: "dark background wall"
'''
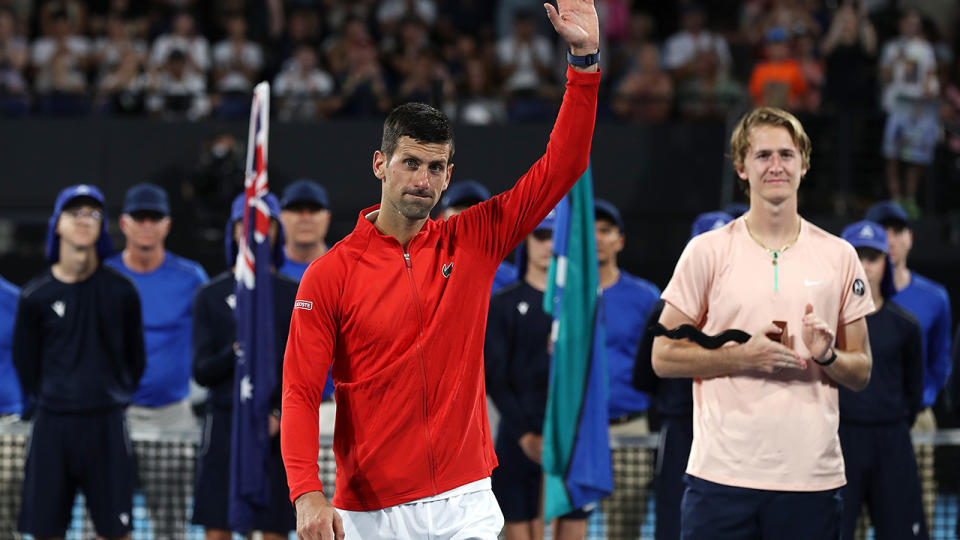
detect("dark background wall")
[1,119,957,326]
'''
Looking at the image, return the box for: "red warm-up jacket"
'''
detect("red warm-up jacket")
[281,67,601,511]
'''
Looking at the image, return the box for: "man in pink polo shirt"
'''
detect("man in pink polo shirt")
[652,107,875,539]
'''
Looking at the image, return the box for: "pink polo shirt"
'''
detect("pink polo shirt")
[661,216,875,491]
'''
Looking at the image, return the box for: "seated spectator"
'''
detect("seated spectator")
[273,44,336,121]
[607,12,655,89]
[146,49,210,120]
[795,32,823,112]
[91,14,147,83]
[613,43,673,123]
[150,11,210,75]
[676,49,743,120]
[212,12,263,118]
[496,8,556,121]
[32,8,90,115]
[376,0,437,35]
[322,16,372,80]
[453,57,507,125]
[747,27,807,110]
[269,7,323,79]
[333,39,392,117]
[821,2,877,112]
[96,47,148,114]
[740,0,822,46]
[662,3,731,82]
[394,51,454,109]
[0,7,29,115]
[383,15,430,83]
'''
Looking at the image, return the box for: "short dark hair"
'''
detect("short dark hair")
[381,103,455,162]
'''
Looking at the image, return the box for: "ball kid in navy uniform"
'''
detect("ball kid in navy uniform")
[839,220,928,540]
[14,184,146,540]
[191,193,298,540]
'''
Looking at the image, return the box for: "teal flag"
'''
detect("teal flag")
[542,166,613,520]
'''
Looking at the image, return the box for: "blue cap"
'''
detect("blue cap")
[280,179,330,209]
[865,201,909,229]
[690,211,733,239]
[765,26,788,43]
[842,220,896,298]
[535,208,557,231]
[722,203,749,219]
[842,220,889,253]
[122,183,170,215]
[439,181,491,211]
[45,184,114,263]
[594,199,624,231]
[225,193,285,269]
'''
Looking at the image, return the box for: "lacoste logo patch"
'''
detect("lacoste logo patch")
[295,300,314,310]
[441,262,453,278]
[51,300,65,318]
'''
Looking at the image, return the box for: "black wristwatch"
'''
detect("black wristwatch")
[567,49,600,68]
[813,348,837,366]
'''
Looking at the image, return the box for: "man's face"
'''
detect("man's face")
[233,219,279,248]
[374,136,453,221]
[858,249,887,294]
[525,229,553,273]
[737,125,807,205]
[279,203,330,247]
[595,218,624,266]
[57,203,103,250]
[120,211,170,251]
[884,225,912,266]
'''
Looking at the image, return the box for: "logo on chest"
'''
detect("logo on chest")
[441,261,453,278]
[51,300,65,318]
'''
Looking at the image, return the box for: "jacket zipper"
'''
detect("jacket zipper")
[404,251,439,494]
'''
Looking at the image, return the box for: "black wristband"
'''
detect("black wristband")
[813,348,837,366]
[567,49,600,67]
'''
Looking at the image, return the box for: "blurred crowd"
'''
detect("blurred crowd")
[0,0,957,126]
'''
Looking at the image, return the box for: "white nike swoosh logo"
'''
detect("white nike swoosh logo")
[804,280,822,287]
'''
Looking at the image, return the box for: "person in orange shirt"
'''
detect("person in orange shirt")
[749,27,808,110]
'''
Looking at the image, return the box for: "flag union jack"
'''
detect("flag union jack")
[236,84,271,290]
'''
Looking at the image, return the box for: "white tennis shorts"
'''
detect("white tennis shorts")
[337,478,504,539]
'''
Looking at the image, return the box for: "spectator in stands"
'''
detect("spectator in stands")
[838,219,928,540]
[748,27,808,110]
[878,9,940,218]
[384,15,431,84]
[662,3,731,83]
[273,44,336,120]
[0,7,29,114]
[453,57,508,125]
[91,14,146,80]
[0,274,21,418]
[676,48,744,120]
[606,12,655,92]
[32,8,90,115]
[821,2,877,112]
[93,15,148,114]
[212,11,264,118]
[497,8,556,121]
[333,39,392,117]
[150,10,210,75]
[192,193,297,540]
[376,0,437,35]
[739,0,821,46]
[14,184,144,540]
[146,48,210,120]
[866,200,953,533]
[612,43,673,122]
[105,183,208,539]
[794,32,823,112]
[269,7,323,80]
[485,213,592,540]
[395,51,455,110]
[321,15,371,77]
[437,180,519,294]
[594,199,662,540]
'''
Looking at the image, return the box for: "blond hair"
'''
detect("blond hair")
[730,107,812,173]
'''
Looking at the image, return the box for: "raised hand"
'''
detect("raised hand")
[801,303,835,363]
[544,0,599,54]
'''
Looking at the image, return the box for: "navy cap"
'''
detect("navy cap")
[123,183,170,215]
[439,181,491,211]
[842,220,889,253]
[281,179,330,209]
[690,211,733,239]
[594,199,624,231]
[865,201,909,229]
[45,184,113,263]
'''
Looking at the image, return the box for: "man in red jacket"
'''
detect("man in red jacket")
[281,2,600,538]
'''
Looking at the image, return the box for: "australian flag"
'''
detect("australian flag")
[229,81,275,532]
